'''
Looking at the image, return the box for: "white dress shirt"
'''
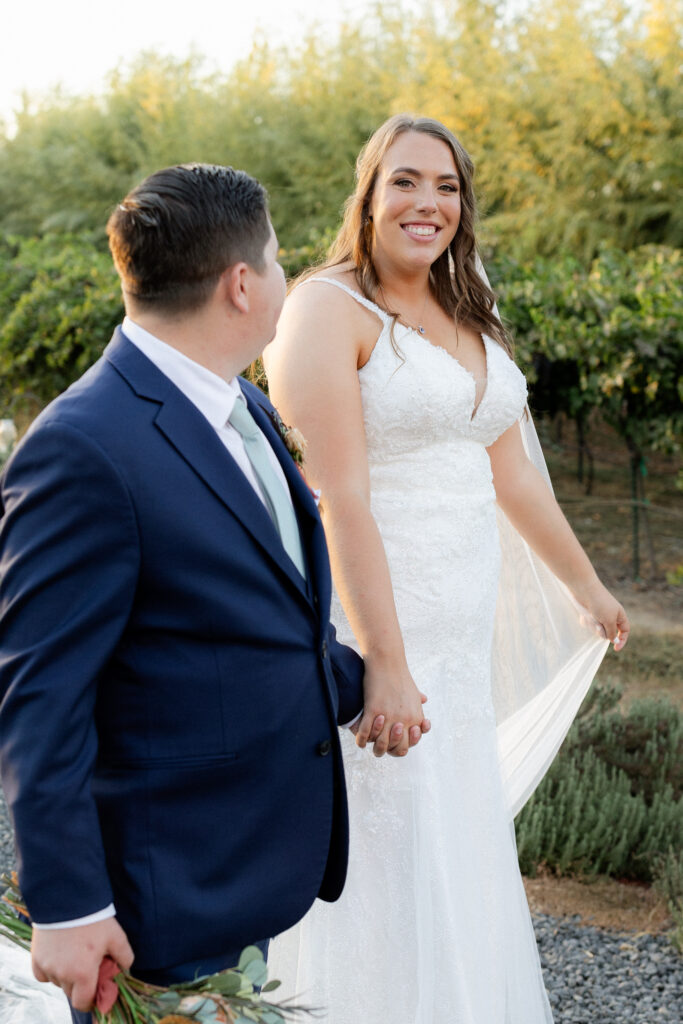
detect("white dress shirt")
[33,319,297,930]
[123,317,292,504]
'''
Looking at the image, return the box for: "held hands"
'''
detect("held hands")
[32,917,134,1012]
[353,657,431,757]
[575,578,630,652]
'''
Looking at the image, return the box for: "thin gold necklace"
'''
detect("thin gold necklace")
[378,284,429,336]
[378,284,461,349]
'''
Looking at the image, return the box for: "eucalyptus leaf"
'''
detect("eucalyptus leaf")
[194,1006,226,1024]
[261,979,281,992]
[238,945,265,971]
[207,970,243,995]
[243,957,268,987]
[152,990,181,1010]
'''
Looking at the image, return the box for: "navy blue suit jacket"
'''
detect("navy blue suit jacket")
[0,328,363,970]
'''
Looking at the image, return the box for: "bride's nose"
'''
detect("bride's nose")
[415,187,438,213]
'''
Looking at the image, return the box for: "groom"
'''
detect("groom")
[0,164,425,1019]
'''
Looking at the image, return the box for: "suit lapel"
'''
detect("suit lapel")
[105,330,311,602]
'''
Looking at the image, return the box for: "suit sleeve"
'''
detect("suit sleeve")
[326,624,364,726]
[0,419,140,923]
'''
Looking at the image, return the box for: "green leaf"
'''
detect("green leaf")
[206,970,243,995]
[237,945,265,971]
[261,979,281,992]
[151,990,181,1011]
[243,957,268,987]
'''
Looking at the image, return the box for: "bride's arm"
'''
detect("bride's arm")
[264,283,429,755]
[488,420,630,650]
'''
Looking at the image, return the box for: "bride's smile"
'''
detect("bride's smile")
[401,222,440,239]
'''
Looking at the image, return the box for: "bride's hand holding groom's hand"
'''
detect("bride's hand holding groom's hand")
[350,692,430,757]
[354,656,431,758]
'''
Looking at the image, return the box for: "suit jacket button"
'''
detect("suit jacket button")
[321,640,328,658]
[317,739,332,756]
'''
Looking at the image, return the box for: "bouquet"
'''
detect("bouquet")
[0,872,310,1024]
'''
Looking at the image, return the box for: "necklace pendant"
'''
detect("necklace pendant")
[418,325,426,335]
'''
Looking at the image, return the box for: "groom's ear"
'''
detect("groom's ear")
[219,262,250,315]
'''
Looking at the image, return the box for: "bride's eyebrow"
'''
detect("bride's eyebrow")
[390,166,460,183]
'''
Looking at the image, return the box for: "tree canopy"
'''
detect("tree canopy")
[0,0,680,259]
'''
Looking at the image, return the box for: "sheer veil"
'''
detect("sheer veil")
[477,254,609,817]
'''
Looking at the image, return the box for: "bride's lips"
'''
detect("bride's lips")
[401,223,441,241]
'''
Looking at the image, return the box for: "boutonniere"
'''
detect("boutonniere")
[269,409,321,508]
[269,409,307,468]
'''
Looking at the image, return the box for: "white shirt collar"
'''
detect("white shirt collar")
[122,316,243,429]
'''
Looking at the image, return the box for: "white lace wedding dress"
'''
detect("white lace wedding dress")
[269,278,606,1023]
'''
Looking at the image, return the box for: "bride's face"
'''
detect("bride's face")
[368,131,461,275]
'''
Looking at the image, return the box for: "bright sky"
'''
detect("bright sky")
[1,0,389,129]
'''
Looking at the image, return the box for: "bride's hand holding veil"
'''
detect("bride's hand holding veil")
[489,419,630,652]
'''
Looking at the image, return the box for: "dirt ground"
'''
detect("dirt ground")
[524,869,673,934]
[611,581,681,636]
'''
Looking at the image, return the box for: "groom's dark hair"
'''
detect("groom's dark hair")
[107,163,270,314]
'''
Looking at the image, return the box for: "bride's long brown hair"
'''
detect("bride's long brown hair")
[299,113,511,354]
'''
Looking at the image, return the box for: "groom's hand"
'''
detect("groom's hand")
[351,694,430,757]
[32,917,134,1012]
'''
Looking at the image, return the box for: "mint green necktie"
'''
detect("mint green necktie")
[228,397,306,578]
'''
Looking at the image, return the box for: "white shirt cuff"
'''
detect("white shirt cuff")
[341,710,363,729]
[32,904,116,929]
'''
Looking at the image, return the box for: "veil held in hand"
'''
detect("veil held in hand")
[477,255,609,818]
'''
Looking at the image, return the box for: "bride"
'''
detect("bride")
[264,114,629,1022]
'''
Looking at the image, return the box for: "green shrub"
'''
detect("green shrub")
[515,686,683,881]
[653,847,683,952]
[575,697,683,803]
[0,233,122,416]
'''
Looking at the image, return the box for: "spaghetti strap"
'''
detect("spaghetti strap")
[300,276,391,324]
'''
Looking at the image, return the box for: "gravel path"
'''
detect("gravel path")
[534,913,683,1022]
[1,788,681,1020]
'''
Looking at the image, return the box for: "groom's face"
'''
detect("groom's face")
[250,222,287,348]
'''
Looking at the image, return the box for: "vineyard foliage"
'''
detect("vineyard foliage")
[0,0,680,258]
[0,0,680,504]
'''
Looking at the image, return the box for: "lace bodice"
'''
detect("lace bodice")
[309,277,528,456]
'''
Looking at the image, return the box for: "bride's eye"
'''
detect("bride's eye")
[393,178,415,188]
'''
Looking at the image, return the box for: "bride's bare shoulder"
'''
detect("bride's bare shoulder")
[287,264,380,330]
[271,264,382,369]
